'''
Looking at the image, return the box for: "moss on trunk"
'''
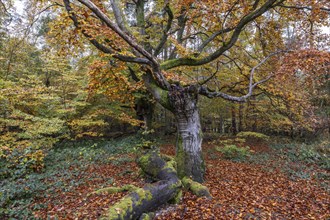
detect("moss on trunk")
[175,134,185,179]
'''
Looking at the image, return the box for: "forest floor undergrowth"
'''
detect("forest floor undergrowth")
[1,135,329,219]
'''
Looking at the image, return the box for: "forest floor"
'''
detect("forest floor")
[1,135,329,219]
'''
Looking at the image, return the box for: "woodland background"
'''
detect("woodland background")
[0,0,329,219]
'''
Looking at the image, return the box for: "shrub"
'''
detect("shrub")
[0,146,45,180]
[299,146,321,162]
[298,142,330,171]
[216,145,251,160]
[237,132,269,141]
[0,135,143,219]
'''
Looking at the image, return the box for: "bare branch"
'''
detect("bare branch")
[198,61,221,85]
[222,54,244,74]
[128,66,140,82]
[197,27,235,53]
[198,50,285,102]
[277,4,330,13]
[181,31,209,42]
[0,0,10,14]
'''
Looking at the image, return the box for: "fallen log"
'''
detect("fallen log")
[101,148,181,220]
[101,147,211,220]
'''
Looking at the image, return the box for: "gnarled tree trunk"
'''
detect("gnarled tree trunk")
[169,86,204,183]
[143,75,205,183]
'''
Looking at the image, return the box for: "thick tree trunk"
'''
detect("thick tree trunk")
[175,110,204,182]
[169,86,205,183]
[143,76,205,182]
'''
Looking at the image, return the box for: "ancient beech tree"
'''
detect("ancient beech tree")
[31,0,329,218]
[47,0,329,183]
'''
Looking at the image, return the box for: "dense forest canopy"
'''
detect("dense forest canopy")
[0,0,329,219]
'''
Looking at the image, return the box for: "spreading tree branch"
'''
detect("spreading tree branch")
[74,0,154,62]
[110,0,131,35]
[75,0,170,89]
[196,0,240,53]
[197,27,235,53]
[154,3,174,57]
[63,0,151,65]
[278,4,330,13]
[161,0,280,70]
[198,51,284,102]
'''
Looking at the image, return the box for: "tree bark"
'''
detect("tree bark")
[143,75,205,183]
[169,85,204,183]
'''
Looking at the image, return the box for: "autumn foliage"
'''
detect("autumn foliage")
[1,0,329,219]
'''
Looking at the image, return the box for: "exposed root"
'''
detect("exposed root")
[182,177,212,199]
[139,212,154,220]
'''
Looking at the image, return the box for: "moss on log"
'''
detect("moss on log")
[101,147,211,219]
[182,177,212,198]
[138,212,154,220]
[169,189,182,204]
[102,148,181,220]
[91,185,139,195]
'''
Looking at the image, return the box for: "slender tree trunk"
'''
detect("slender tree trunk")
[169,86,204,183]
[238,102,244,132]
[135,97,154,130]
[231,105,237,135]
[143,107,153,131]
[219,114,224,134]
[250,96,257,132]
